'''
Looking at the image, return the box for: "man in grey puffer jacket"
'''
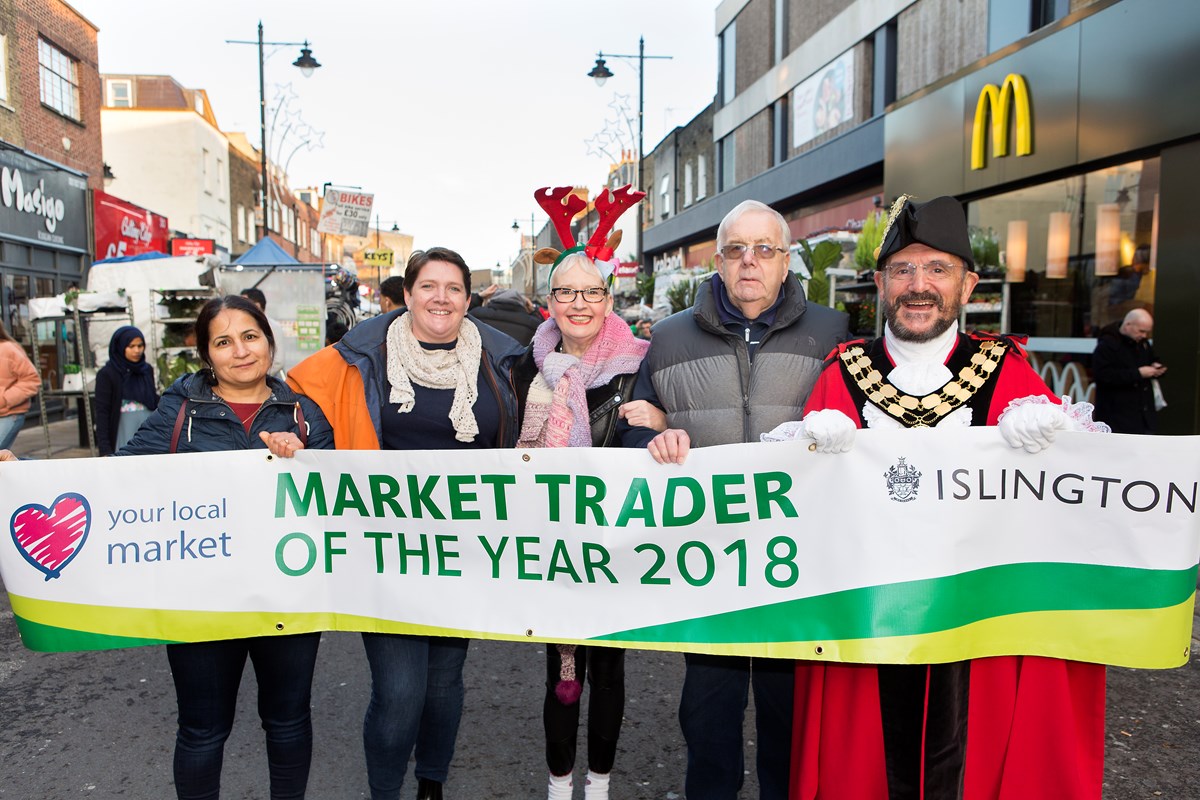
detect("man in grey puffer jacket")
[619,199,848,800]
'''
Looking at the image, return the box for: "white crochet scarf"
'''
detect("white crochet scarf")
[385,312,482,443]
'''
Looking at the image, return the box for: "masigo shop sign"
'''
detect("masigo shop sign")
[94,191,169,260]
[0,148,87,250]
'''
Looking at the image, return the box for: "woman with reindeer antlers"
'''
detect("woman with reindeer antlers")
[513,185,667,800]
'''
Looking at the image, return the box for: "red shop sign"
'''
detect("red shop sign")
[94,190,169,259]
[170,238,215,256]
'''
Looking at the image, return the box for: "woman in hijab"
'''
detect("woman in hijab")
[94,325,159,455]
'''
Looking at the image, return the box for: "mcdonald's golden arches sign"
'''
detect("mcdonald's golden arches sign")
[971,74,1032,170]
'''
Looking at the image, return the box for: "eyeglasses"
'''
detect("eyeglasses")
[882,260,962,282]
[719,243,788,261]
[550,287,609,303]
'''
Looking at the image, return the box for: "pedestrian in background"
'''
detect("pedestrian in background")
[469,288,543,345]
[0,320,39,451]
[117,294,334,800]
[379,276,406,314]
[1093,307,1165,433]
[515,185,664,800]
[287,246,524,800]
[93,325,159,456]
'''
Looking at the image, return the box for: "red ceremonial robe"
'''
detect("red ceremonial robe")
[790,333,1106,800]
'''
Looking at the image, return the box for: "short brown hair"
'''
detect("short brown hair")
[403,247,471,296]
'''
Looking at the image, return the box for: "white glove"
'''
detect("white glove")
[760,410,856,453]
[997,400,1071,453]
[802,409,857,453]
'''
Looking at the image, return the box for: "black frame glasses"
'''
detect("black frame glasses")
[550,287,609,303]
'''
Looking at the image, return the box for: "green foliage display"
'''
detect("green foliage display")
[636,272,655,305]
[665,278,699,314]
[969,226,1001,272]
[854,211,886,272]
[799,239,845,307]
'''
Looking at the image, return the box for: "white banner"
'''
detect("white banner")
[2,429,1198,665]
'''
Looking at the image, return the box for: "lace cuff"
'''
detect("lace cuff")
[999,394,1111,434]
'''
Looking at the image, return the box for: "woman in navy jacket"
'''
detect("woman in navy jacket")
[118,294,333,800]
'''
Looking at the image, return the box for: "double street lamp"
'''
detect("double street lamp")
[227,22,322,240]
[587,37,671,270]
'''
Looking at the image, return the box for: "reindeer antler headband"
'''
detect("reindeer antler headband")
[533,184,646,287]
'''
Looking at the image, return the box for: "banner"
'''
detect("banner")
[94,191,170,260]
[2,429,1197,666]
[317,189,373,236]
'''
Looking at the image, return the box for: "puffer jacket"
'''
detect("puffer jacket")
[286,309,525,449]
[626,273,848,447]
[116,372,333,455]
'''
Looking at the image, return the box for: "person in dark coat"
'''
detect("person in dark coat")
[1093,308,1165,433]
[469,288,544,345]
[93,325,160,455]
[117,295,334,800]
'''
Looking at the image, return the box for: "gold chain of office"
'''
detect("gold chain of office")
[838,340,1008,427]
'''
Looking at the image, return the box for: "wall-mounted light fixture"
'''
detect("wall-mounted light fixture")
[1046,211,1071,279]
[1094,203,1121,276]
[1005,220,1027,283]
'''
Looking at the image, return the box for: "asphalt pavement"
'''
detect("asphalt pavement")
[1,419,1198,798]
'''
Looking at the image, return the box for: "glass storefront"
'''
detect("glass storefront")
[968,157,1158,340]
[966,157,1160,398]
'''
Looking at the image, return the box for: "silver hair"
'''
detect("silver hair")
[549,251,607,290]
[716,200,792,249]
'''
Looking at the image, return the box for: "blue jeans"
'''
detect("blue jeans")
[0,413,24,451]
[678,653,794,800]
[361,633,469,800]
[167,633,321,800]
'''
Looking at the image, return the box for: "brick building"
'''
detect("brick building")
[0,0,101,365]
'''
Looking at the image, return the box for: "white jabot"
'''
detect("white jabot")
[862,322,972,429]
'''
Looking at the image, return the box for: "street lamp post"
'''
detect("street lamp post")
[227,22,321,241]
[588,37,671,272]
[512,214,537,296]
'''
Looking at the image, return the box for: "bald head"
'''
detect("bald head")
[1120,308,1153,342]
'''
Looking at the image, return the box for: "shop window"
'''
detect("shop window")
[38,37,80,120]
[967,157,1160,392]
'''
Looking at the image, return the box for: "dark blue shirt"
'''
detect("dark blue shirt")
[380,341,501,450]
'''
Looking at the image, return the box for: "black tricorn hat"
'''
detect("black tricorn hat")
[875,195,975,271]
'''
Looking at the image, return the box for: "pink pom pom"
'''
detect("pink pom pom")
[555,679,582,705]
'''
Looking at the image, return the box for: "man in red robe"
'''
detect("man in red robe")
[785,196,1107,799]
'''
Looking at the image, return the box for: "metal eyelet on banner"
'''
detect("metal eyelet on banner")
[275,623,285,631]
[522,454,531,462]
[814,645,824,655]
[808,443,817,452]
[526,629,534,637]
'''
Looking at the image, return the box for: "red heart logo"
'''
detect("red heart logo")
[9,493,91,581]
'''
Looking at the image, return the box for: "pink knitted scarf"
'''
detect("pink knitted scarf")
[517,313,648,449]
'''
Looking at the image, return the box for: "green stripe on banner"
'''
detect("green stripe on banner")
[597,562,1199,644]
[14,616,174,651]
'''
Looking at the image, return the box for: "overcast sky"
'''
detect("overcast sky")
[68,0,719,269]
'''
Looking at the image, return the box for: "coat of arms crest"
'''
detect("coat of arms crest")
[885,457,921,502]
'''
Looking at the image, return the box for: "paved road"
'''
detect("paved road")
[2,580,1198,799]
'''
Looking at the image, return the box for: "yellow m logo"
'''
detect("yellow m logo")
[971,74,1032,171]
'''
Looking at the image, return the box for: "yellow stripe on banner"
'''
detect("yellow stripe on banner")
[769,598,1195,669]
[11,592,1194,667]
